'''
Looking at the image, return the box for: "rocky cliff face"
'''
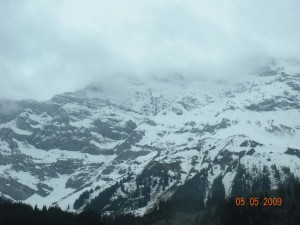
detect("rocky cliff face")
[0,59,300,214]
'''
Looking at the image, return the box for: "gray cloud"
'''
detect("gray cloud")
[0,100,20,116]
[0,0,300,100]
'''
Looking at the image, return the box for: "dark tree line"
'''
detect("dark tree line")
[74,189,91,210]
[0,199,102,225]
[171,169,208,212]
[0,198,142,225]
[194,177,300,225]
[1,170,300,225]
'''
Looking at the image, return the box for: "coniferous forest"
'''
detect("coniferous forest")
[1,178,300,225]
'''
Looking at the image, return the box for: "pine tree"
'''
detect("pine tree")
[262,166,271,191]
[210,175,226,205]
[231,165,250,196]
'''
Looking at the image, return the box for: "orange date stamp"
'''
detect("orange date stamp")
[235,197,282,207]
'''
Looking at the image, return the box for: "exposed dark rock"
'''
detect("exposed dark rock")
[115,150,151,161]
[172,107,183,115]
[245,98,300,111]
[101,166,115,175]
[240,140,263,148]
[259,69,278,77]
[65,172,90,189]
[54,159,83,175]
[202,118,231,134]
[179,97,200,111]
[285,147,300,158]
[115,131,144,154]
[246,148,255,156]
[0,176,35,201]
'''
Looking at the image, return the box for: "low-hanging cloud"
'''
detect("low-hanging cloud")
[0,0,300,100]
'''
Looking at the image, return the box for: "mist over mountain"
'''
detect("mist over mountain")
[1,1,300,224]
[1,0,300,100]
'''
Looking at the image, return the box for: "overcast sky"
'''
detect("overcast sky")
[1,0,300,100]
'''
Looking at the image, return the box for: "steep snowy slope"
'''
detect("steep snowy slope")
[0,59,300,214]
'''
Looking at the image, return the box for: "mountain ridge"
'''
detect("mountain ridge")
[0,59,300,215]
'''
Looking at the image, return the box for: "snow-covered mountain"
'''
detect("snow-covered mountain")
[1,59,300,215]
